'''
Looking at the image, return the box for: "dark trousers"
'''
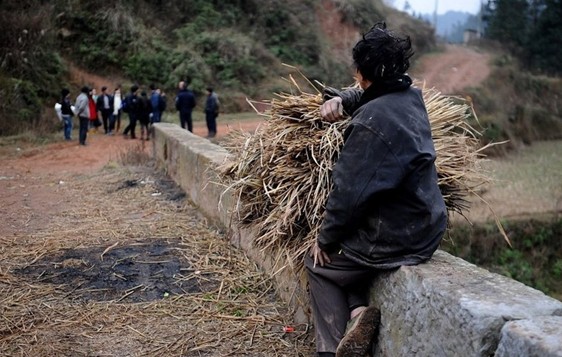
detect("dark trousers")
[151,111,161,124]
[205,111,217,136]
[123,113,137,138]
[78,116,89,145]
[100,109,112,133]
[113,110,122,132]
[305,252,375,354]
[180,111,193,132]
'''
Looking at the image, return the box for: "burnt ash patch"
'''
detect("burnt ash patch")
[16,239,218,302]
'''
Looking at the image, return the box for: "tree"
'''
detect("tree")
[485,0,529,47]
[526,0,562,74]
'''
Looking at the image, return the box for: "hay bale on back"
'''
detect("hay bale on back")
[220,78,504,270]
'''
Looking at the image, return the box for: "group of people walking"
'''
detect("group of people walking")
[57,81,220,145]
[58,84,166,145]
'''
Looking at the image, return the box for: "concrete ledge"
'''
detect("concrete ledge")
[152,123,562,356]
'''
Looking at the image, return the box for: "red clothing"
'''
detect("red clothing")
[88,97,97,120]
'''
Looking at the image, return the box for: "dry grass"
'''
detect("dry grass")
[0,159,313,356]
[220,76,507,273]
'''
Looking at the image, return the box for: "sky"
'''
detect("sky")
[387,0,482,15]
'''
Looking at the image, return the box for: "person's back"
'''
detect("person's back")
[326,87,446,269]
[176,88,195,114]
[175,81,196,132]
[307,22,447,357]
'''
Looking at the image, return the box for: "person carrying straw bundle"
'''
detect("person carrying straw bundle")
[306,22,447,357]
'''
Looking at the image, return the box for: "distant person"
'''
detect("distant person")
[112,86,123,133]
[149,84,166,124]
[138,91,152,140]
[60,88,74,141]
[122,85,140,139]
[204,87,220,138]
[96,86,114,134]
[88,88,100,133]
[74,86,90,146]
[175,80,196,132]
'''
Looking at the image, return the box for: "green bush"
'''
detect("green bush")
[443,217,562,297]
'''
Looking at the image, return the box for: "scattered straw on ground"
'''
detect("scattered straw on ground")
[0,153,314,356]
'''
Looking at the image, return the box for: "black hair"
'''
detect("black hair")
[81,86,90,93]
[352,22,414,82]
[149,84,156,90]
[206,87,213,92]
[131,85,139,93]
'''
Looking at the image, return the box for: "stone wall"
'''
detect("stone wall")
[152,123,562,357]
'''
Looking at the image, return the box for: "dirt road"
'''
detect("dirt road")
[411,44,491,94]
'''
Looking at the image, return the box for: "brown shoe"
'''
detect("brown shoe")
[336,306,381,357]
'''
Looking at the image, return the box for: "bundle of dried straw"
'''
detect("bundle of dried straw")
[220,76,505,271]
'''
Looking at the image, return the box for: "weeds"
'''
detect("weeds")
[117,141,152,166]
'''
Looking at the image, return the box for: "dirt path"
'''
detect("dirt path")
[411,44,491,94]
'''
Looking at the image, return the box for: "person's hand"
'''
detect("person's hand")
[309,241,331,267]
[320,97,343,122]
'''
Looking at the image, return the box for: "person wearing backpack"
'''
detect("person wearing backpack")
[122,85,140,139]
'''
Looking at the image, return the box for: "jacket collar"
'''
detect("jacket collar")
[356,74,413,109]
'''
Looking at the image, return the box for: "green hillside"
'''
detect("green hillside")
[0,0,434,135]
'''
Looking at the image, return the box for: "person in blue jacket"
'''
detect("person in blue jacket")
[306,22,448,357]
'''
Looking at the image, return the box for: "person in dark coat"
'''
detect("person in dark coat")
[204,87,220,138]
[175,81,196,132]
[60,88,74,140]
[122,85,140,139]
[138,91,152,140]
[306,22,448,357]
[96,86,114,134]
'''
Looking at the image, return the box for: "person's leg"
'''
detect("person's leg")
[305,253,374,355]
[102,111,109,134]
[210,113,217,137]
[205,112,212,136]
[187,111,193,132]
[116,110,122,133]
[180,113,186,129]
[130,114,137,139]
[63,115,72,140]
[79,116,88,145]
[108,113,115,134]
[152,111,161,124]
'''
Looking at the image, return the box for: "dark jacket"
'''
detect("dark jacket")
[175,89,196,114]
[318,83,447,269]
[96,93,113,113]
[123,93,140,116]
[205,92,220,114]
[138,95,152,124]
[61,97,73,116]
